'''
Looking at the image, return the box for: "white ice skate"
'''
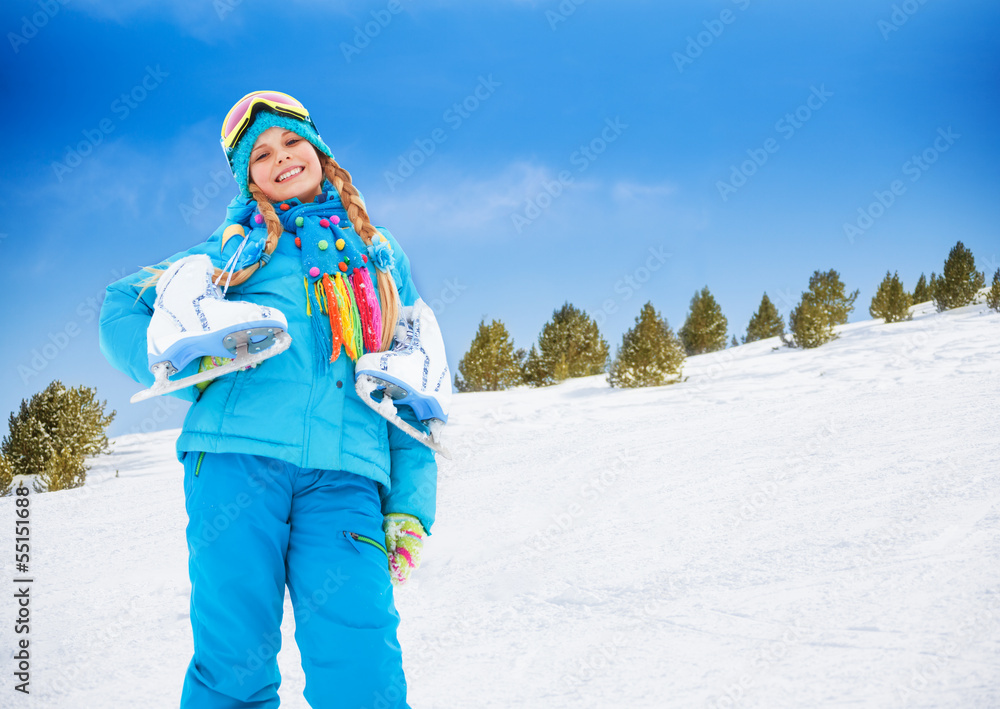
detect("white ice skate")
[355,298,453,458]
[130,254,291,403]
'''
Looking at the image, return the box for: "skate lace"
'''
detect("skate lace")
[214,232,251,298]
[393,319,416,352]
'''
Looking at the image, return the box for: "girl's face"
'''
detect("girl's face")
[248,127,323,204]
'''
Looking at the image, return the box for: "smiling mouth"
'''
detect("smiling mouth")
[276,166,303,183]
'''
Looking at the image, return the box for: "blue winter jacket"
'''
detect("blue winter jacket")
[98,185,437,533]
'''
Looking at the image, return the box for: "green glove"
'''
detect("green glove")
[383,513,425,586]
[194,355,258,392]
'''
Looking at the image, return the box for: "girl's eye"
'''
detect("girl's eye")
[254,152,268,162]
[287,139,300,146]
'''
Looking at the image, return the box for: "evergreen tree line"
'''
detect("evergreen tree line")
[454,240,997,392]
[1,381,115,495]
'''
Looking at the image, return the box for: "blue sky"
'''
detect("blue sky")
[2,0,998,438]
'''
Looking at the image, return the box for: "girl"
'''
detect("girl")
[98,91,438,709]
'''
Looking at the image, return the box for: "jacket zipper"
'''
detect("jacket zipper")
[345,531,388,558]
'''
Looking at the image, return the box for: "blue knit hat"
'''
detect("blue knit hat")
[221,94,335,202]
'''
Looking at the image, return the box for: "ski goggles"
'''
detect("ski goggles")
[221,91,313,153]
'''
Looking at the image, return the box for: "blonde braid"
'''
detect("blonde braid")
[208,182,284,288]
[321,155,400,351]
[136,162,401,353]
[137,182,286,301]
[249,182,285,254]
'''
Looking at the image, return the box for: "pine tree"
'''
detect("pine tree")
[43,448,88,493]
[787,297,831,349]
[744,292,785,343]
[520,344,547,388]
[730,335,739,348]
[679,286,728,355]
[807,269,858,325]
[870,271,913,323]
[528,303,609,386]
[454,319,523,392]
[911,273,932,304]
[3,410,51,479]
[785,269,858,348]
[934,241,985,311]
[0,454,13,497]
[608,302,685,388]
[2,381,115,493]
[986,269,1000,313]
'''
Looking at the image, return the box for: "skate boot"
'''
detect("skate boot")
[130,254,291,403]
[355,298,452,458]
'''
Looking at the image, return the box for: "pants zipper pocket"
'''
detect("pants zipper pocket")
[343,530,388,559]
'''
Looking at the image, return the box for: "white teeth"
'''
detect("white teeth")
[277,167,302,182]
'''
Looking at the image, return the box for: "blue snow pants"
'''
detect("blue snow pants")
[180,451,409,709]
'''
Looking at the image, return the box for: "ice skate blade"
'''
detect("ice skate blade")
[223,326,280,356]
[148,321,287,371]
[355,375,452,459]
[353,368,449,424]
[130,331,292,404]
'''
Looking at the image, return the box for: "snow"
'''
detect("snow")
[2,301,998,707]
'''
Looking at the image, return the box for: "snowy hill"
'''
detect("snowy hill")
[2,301,998,708]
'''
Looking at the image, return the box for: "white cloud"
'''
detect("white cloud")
[68,0,387,42]
[365,160,698,247]
[612,180,677,203]
[8,120,241,278]
[69,0,232,41]
[367,159,608,241]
